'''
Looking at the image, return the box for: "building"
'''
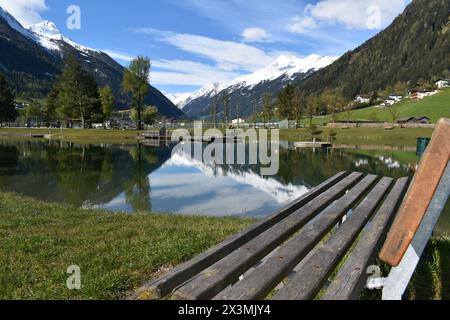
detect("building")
[231,118,245,125]
[411,90,436,101]
[384,99,397,106]
[388,94,403,102]
[397,117,431,125]
[354,95,371,104]
[435,80,450,89]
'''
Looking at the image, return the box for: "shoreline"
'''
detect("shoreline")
[0,127,434,147]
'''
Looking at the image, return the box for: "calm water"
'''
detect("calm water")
[0,140,448,236]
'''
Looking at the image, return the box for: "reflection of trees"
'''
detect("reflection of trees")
[123,145,152,212]
[0,141,172,209]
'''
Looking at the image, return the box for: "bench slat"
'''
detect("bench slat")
[172,172,364,300]
[215,174,380,300]
[141,171,348,298]
[380,118,450,266]
[322,178,409,300]
[273,177,394,300]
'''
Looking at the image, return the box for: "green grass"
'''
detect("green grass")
[406,238,450,300]
[0,128,144,144]
[279,127,433,146]
[305,88,450,125]
[0,192,253,300]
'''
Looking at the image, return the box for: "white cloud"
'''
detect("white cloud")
[242,27,272,43]
[102,50,134,62]
[152,59,241,86]
[288,16,318,34]
[0,0,48,26]
[288,0,411,33]
[134,28,276,72]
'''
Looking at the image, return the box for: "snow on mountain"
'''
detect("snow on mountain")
[175,54,337,108]
[165,92,195,109]
[28,20,99,54]
[0,5,99,54]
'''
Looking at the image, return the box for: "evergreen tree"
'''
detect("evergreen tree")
[123,56,151,130]
[52,55,101,128]
[277,84,295,119]
[0,74,18,126]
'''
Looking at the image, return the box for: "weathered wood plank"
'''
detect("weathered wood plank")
[322,178,409,300]
[380,118,450,267]
[139,171,348,298]
[214,175,380,300]
[273,177,394,300]
[172,172,364,300]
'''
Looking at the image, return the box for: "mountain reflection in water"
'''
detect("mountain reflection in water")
[0,140,442,220]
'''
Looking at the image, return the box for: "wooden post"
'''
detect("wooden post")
[379,118,450,266]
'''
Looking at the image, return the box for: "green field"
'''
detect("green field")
[280,127,434,146]
[0,193,253,300]
[307,88,450,125]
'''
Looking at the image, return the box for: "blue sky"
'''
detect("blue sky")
[0,0,411,94]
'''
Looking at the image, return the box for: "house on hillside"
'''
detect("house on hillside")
[384,99,397,106]
[388,93,403,102]
[435,80,450,89]
[397,117,431,125]
[354,95,371,104]
[411,90,437,101]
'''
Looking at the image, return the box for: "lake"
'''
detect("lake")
[0,139,448,237]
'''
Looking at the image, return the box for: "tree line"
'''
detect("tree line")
[0,54,159,129]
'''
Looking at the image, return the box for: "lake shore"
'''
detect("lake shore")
[0,192,448,300]
[0,127,434,146]
[0,192,253,300]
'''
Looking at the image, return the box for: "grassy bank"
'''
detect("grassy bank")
[305,88,450,125]
[279,127,434,146]
[0,128,143,144]
[0,126,434,147]
[0,193,253,300]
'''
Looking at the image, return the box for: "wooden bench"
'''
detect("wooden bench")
[138,119,450,301]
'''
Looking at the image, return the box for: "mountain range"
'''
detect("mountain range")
[176,54,337,119]
[296,0,450,99]
[0,7,184,119]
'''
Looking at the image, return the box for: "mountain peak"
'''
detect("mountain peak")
[29,20,63,40]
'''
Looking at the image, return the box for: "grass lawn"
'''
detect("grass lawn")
[0,128,144,144]
[279,127,434,146]
[0,193,253,300]
[305,88,450,125]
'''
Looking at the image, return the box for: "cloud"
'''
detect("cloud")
[288,16,318,34]
[102,50,134,62]
[288,0,411,33]
[134,28,275,72]
[242,27,272,43]
[151,59,240,86]
[0,0,48,26]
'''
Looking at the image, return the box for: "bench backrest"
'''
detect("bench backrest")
[380,118,450,267]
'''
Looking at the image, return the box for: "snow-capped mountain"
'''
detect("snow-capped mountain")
[0,6,183,118]
[178,54,337,118]
[28,20,99,54]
